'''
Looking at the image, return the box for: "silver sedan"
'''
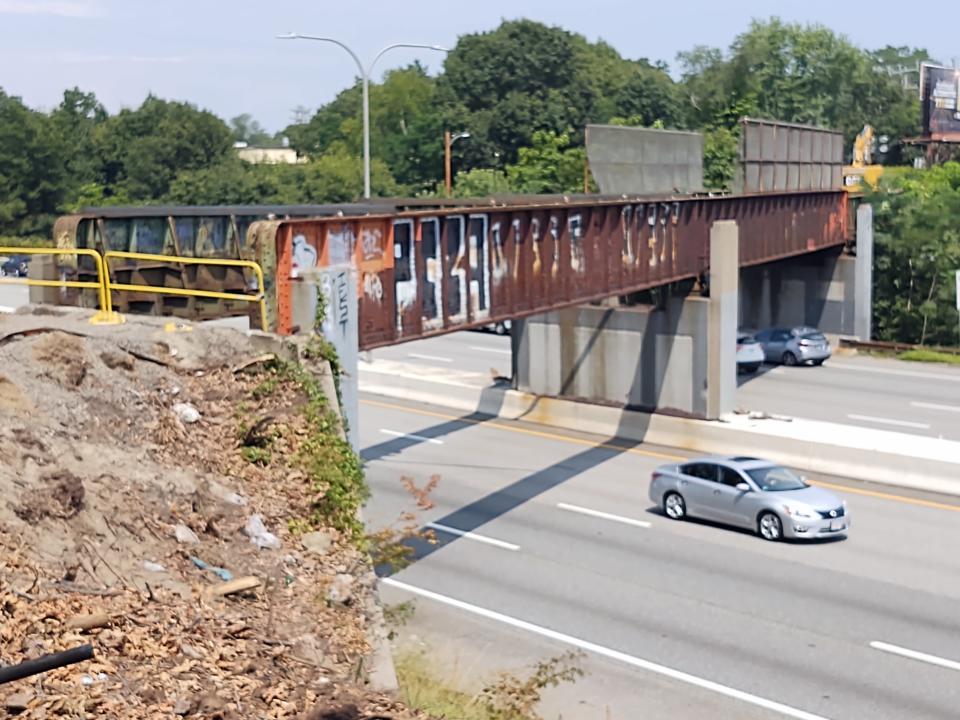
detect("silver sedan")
[649,456,849,541]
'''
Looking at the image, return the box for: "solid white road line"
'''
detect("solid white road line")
[557,502,652,528]
[870,641,960,672]
[424,523,520,551]
[469,345,512,355]
[379,429,443,445]
[828,363,960,383]
[910,401,960,413]
[382,578,832,720]
[846,414,930,430]
[407,353,453,363]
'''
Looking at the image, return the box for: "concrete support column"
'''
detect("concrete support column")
[290,266,360,453]
[707,221,739,420]
[855,203,874,341]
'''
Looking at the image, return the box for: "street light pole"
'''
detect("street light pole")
[444,131,470,197]
[277,33,447,199]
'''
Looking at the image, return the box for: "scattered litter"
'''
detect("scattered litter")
[244,514,281,550]
[174,523,200,544]
[189,556,233,582]
[326,573,355,606]
[301,529,334,556]
[143,561,166,573]
[223,492,248,507]
[80,673,108,686]
[172,402,200,424]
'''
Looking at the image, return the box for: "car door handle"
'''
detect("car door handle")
[679,480,688,486]
[713,490,721,495]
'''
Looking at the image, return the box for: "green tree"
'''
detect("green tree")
[166,153,397,205]
[230,113,275,146]
[678,19,921,186]
[437,19,681,175]
[50,88,107,195]
[0,89,66,235]
[505,131,589,194]
[286,63,440,191]
[450,167,512,197]
[871,163,960,346]
[94,95,233,201]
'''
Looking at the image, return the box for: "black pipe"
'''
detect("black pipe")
[0,645,94,686]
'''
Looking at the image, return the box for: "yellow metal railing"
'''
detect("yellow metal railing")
[103,251,268,331]
[0,246,122,325]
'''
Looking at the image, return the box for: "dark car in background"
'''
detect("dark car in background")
[755,326,831,367]
[0,255,29,278]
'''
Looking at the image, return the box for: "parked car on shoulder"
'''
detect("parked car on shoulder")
[736,333,764,374]
[472,319,511,336]
[649,455,849,542]
[754,326,831,366]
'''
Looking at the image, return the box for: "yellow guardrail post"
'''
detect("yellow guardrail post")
[103,251,268,331]
[0,246,124,325]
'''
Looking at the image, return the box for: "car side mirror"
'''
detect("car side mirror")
[735,482,751,492]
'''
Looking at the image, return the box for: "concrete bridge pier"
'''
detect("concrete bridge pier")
[512,221,740,421]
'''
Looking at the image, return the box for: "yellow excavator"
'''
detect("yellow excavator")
[842,124,884,192]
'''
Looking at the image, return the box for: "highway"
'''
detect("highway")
[361,392,960,719]
[0,283,28,313]
[367,330,960,441]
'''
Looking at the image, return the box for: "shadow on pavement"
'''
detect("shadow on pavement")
[371,299,684,577]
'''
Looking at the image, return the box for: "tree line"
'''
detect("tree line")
[0,17,957,345]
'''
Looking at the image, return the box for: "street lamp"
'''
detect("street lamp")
[444,131,470,197]
[277,33,448,199]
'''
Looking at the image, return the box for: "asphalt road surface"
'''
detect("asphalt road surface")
[0,283,29,313]
[368,331,960,441]
[360,392,960,720]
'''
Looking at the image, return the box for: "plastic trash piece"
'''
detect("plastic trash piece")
[244,514,281,550]
[189,556,233,582]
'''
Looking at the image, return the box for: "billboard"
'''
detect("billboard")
[736,118,843,194]
[585,125,704,195]
[920,63,960,141]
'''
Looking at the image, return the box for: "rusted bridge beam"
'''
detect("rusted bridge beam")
[258,191,847,351]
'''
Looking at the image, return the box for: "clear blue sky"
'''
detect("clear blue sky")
[0,0,954,132]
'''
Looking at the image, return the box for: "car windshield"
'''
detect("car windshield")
[745,465,808,491]
[737,335,757,344]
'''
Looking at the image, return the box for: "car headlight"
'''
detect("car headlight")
[783,504,817,520]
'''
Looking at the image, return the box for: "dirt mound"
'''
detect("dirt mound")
[0,310,423,720]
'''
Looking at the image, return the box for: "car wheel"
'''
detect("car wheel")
[812,359,825,366]
[664,492,686,520]
[782,351,798,367]
[758,512,783,541]
[495,322,507,335]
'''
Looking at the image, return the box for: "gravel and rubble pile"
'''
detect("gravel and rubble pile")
[0,309,427,720]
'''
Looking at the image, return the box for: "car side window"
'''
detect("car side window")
[719,467,745,488]
[683,463,718,482]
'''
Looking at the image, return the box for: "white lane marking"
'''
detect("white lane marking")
[870,641,960,672]
[379,429,443,445]
[557,502,652,528]
[382,578,832,720]
[910,401,960,413]
[846,414,930,430]
[828,363,960,383]
[469,345,512,356]
[424,523,520,551]
[407,353,453,363]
